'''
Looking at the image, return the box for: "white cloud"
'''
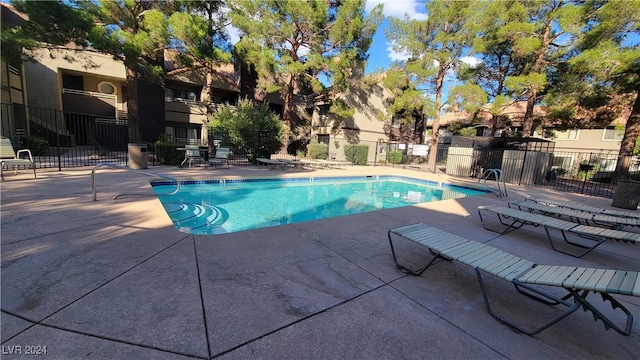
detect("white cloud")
[368,1,428,65]
[226,24,241,45]
[366,0,428,21]
[386,41,411,62]
[460,56,482,67]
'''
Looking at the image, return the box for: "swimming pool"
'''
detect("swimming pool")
[151,176,487,235]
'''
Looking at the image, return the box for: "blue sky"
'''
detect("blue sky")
[363,0,429,74]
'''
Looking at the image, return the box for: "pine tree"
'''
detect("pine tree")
[386,0,475,171]
[228,0,383,133]
[82,0,175,143]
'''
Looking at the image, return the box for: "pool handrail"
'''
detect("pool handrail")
[91,163,180,201]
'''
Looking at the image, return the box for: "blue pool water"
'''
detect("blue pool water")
[151,176,486,235]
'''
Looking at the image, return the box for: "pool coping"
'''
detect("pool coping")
[150,174,491,194]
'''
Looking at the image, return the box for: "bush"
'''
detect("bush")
[307,142,329,159]
[345,144,369,165]
[386,150,403,164]
[209,99,285,163]
[154,140,184,165]
[21,136,49,156]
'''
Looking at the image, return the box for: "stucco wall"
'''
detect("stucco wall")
[316,82,392,144]
[552,129,621,153]
[23,48,126,111]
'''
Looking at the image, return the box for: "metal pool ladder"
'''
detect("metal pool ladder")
[92,163,180,201]
[479,168,507,198]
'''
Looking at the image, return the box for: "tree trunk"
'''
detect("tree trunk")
[283,77,294,129]
[203,69,214,115]
[489,114,498,136]
[126,67,141,144]
[614,93,640,181]
[427,67,446,172]
[523,92,537,137]
[523,18,553,137]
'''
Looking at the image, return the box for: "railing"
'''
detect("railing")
[443,146,640,198]
[91,163,180,201]
[479,168,508,197]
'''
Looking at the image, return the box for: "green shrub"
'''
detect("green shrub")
[345,144,369,165]
[21,136,49,156]
[386,150,403,164]
[307,142,329,159]
[209,99,285,162]
[154,141,184,165]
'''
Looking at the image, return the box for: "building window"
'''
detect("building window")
[97,81,116,95]
[554,129,579,140]
[602,127,623,141]
[165,87,200,103]
[553,155,573,171]
[62,74,83,90]
[317,134,329,145]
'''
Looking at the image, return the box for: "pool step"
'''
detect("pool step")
[162,202,227,233]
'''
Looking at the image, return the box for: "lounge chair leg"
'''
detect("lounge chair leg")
[475,268,581,335]
[478,207,526,234]
[388,230,446,276]
[542,227,604,258]
[570,290,634,336]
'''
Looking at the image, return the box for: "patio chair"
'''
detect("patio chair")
[509,199,639,230]
[209,147,230,168]
[388,223,639,336]
[0,136,36,180]
[477,205,640,257]
[526,197,640,220]
[180,145,207,169]
[256,158,287,170]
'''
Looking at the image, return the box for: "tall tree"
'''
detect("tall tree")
[381,67,434,143]
[498,0,584,137]
[2,1,93,65]
[457,0,528,136]
[546,0,640,178]
[82,0,175,143]
[228,0,383,131]
[168,1,232,116]
[386,0,474,171]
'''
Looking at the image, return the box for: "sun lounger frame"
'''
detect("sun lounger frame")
[526,197,640,220]
[477,205,640,257]
[388,223,638,335]
[508,199,639,230]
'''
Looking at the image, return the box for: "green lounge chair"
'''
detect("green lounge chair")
[209,147,230,168]
[509,199,639,230]
[525,197,640,220]
[477,205,640,257]
[388,223,639,336]
[0,136,36,180]
[256,158,287,170]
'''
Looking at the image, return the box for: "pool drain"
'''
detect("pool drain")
[301,232,320,240]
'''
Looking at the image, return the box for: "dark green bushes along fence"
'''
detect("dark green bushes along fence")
[345,144,369,165]
[307,143,329,159]
[154,141,185,165]
[386,150,403,164]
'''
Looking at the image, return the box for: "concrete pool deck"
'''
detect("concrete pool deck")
[1,164,638,359]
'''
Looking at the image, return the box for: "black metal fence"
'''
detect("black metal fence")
[2,103,130,169]
[4,103,638,198]
[444,146,640,198]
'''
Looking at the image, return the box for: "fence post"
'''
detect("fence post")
[518,147,528,185]
[55,109,62,171]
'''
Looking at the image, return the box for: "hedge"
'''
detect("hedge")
[386,150,403,164]
[345,144,368,165]
[307,142,329,159]
[154,141,184,165]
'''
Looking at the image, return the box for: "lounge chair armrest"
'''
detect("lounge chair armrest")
[16,149,34,162]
